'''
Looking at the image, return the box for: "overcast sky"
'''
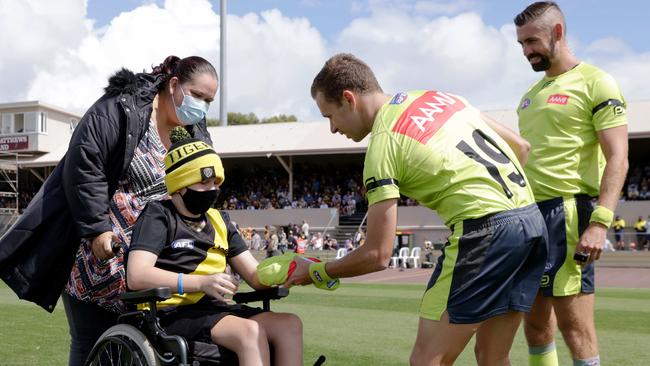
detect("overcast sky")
[1,0,649,121]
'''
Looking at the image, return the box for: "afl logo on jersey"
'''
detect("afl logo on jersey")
[172,239,195,250]
[520,98,531,110]
[390,92,408,105]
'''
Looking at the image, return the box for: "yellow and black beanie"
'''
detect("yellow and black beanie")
[164,128,224,195]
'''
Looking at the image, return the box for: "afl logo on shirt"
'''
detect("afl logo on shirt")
[520,98,531,110]
[390,92,408,105]
[172,239,195,250]
[547,94,569,105]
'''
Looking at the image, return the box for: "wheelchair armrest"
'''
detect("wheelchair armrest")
[232,286,289,304]
[120,287,172,304]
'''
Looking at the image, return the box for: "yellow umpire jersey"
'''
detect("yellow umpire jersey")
[364,90,535,227]
[517,62,627,201]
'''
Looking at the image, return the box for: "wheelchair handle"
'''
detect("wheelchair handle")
[111,241,122,255]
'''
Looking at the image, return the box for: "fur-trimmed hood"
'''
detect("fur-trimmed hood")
[103,68,165,103]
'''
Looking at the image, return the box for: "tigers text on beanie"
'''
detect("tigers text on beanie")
[164,136,224,195]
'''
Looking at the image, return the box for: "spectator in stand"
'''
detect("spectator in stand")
[251,230,262,251]
[613,215,626,250]
[640,182,649,200]
[266,228,279,258]
[295,234,307,254]
[301,220,310,238]
[312,233,323,250]
[263,225,271,250]
[353,228,365,248]
[241,227,252,249]
[627,183,639,200]
[286,230,297,252]
[277,228,288,253]
[634,216,647,249]
[330,237,338,250]
[345,192,357,216]
[322,234,332,250]
[344,239,354,252]
[423,239,435,264]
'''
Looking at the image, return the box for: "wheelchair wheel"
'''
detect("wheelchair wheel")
[86,324,160,366]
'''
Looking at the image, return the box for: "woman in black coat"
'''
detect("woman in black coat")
[0,55,218,365]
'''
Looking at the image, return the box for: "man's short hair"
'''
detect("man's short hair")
[310,53,383,105]
[514,1,562,27]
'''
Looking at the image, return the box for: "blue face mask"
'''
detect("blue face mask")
[172,84,209,126]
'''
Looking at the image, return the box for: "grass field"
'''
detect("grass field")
[1,283,649,365]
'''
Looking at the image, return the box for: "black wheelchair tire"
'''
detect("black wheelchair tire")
[86,324,160,366]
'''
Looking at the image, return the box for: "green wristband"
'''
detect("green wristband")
[590,205,614,228]
[308,262,339,291]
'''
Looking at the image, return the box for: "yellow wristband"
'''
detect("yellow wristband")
[589,205,614,228]
[308,262,339,291]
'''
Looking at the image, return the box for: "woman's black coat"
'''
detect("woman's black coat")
[0,69,212,312]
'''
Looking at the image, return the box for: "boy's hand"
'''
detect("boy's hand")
[200,273,239,301]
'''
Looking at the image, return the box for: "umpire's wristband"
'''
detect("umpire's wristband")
[589,205,614,228]
[308,262,339,291]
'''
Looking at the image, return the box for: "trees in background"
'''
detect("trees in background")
[207,112,298,126]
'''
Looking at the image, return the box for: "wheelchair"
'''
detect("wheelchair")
[85,286,325,366]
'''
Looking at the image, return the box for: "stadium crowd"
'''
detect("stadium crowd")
[0,191,36,213]
[234,221,367,255]
[216,163,420,214]
[217,164,366,214]
[622,163,650,200]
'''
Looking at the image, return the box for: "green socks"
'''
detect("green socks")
[529,343,559,366]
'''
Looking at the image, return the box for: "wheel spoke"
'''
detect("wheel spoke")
[89,336,147,365]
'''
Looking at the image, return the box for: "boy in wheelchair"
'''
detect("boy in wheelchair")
[125,129,304,366]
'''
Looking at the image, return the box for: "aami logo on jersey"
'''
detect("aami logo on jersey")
[171,239,195,250]
[392,91,465,144]
[547,94,570,105]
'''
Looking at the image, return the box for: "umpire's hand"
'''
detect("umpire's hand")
[285,256,313,287]
[574,223,607,265]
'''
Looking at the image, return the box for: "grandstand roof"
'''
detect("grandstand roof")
[209,99,650,158]
[16,144,68,168]
[209,122,369,158]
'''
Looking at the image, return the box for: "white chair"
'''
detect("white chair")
[407,247,421,268]
[390,247,410,268]
[335,248,347,259]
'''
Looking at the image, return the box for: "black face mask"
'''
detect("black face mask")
[181,188,220,215]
